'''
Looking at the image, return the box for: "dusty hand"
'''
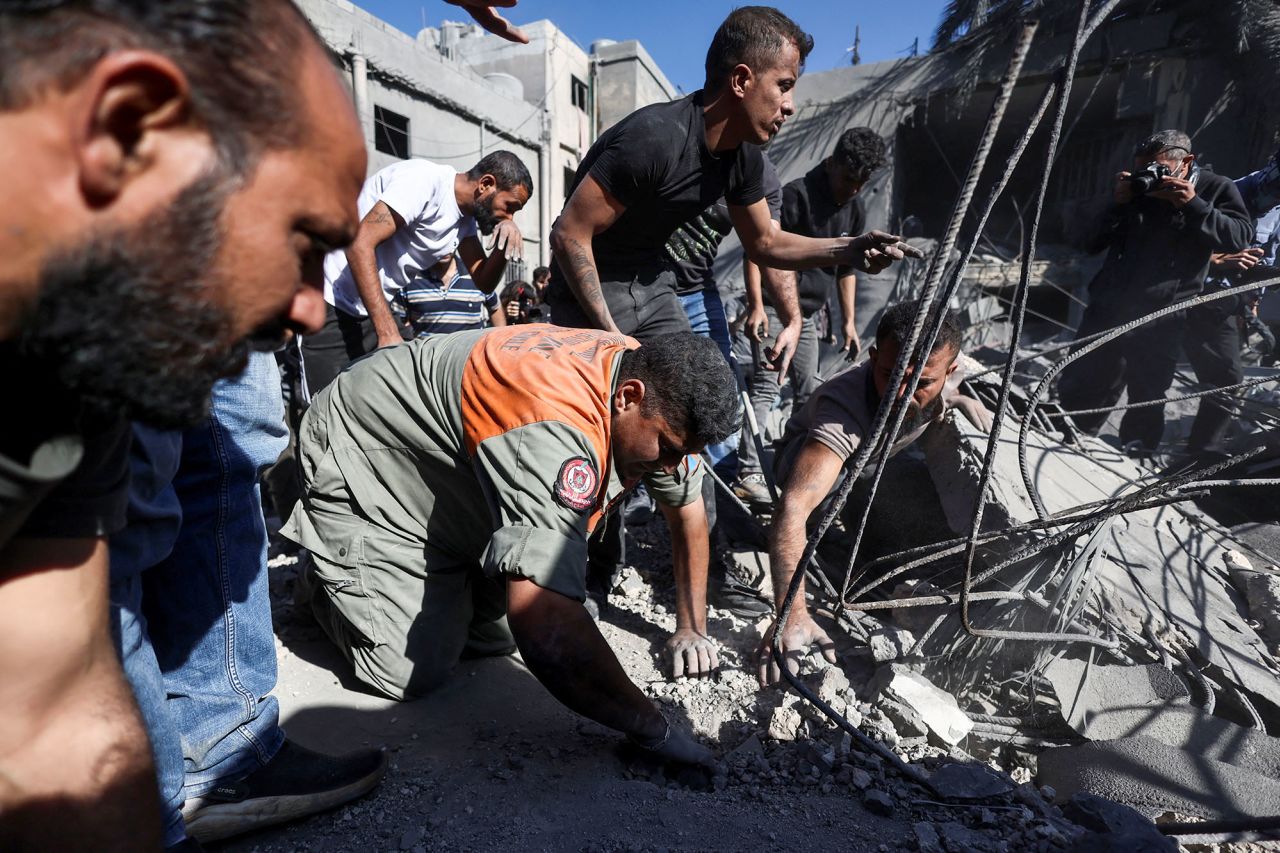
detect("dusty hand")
[666,629,719,679]
[950,394,993,433]
[756,613,837,687]
[1213,247,1265,271]
[744,302,769,342]
[1147,176,1197,208]
[766,321,800,376]
[631,718,716,769]
[444,0,528,43]
[490,220,524,261]
[846,230,924,274]
[842,325,862,361]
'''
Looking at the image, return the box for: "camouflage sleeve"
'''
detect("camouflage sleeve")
[642,453,704,509]
[472,420,604,601]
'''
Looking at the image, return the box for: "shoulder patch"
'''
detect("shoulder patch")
[554,457,598,513]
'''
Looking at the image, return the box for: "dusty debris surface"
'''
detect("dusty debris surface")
[220,385,1280,852]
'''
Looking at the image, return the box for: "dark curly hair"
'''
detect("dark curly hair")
[618,333,741,448]
[876,299,960,356]
[832,127,888,183]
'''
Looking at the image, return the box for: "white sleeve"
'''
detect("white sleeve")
[376,161,436,225]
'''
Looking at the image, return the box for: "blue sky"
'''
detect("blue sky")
[359,1,947,93]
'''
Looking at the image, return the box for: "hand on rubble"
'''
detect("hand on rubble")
[950,394,993,433]
[630,717,717,769]
[756,613,837,688]
[445,1,529,43]
[666,628,720,679]
[843,230,924,275]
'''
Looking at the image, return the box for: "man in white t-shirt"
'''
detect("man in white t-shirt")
[302,150,532,393]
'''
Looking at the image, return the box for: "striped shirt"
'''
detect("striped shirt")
[397,270,498,337]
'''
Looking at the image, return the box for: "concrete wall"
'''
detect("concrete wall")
[593,40,678,134]
[297,0,547,271]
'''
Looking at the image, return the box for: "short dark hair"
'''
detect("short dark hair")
[0,1,319,172]
[704,6,814,93]
[876,300,961,356]
[468,151,534,197]
[532,266,551,283]
[619,334,741,447]
[832,127,888,183]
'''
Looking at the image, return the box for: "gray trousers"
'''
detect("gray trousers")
[736,309,821,475]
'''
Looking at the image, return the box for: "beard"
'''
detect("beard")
[14,169,251,430]
[473,193,500,236]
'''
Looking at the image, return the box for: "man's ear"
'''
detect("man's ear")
[477,174,497,196]
[729,63,753,99]
[76,51,204,205]
[614,378,646,411]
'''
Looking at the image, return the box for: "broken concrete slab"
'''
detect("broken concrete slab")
[868,625,918,663]
[873,664,973,746]
[1038,735,1280,820]
[1045,657,1190,740]
[927,761,1015,800]
[1224,549,1280,651]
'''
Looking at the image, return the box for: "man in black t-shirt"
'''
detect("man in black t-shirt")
[734,127,889,506]
[545,7,919,678]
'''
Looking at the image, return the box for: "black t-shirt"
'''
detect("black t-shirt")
[665,155,783,296]
[767,163,865,316]
[0,344,130,550]
[550,91,766,288]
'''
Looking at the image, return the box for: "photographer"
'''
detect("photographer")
[1058,130,1253,455]
[501,279,545,324]
[1184,147,1280,458]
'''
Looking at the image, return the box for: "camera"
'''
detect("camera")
[1126,161,1172,195]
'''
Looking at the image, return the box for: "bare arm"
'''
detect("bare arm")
[757,441,843,687]
[488,302,507,328]
[549,174,626,333]
[0,538,160,851]
[445,0,528,43]
[345,201,405,348]
[729,200,921,273]
[659,497,718,679]
[838,272,860,357]
[458,221,523,294]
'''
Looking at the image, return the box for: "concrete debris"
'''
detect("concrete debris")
[867,625,918,663]
[1224,549,1280,652]
[928,762,1015,800]
[1038,735,1280,821]
[611,566,646,599]
[913,821,943,853]
[873,664,973,746]
[1044,658,1190,741]
[811,664,851,706]
[862,788,895,816]
[1060,793,1177,852]
[766,705,803,742]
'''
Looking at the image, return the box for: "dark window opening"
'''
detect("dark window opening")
[571,76,589,112]
[563,165,577,201]
[375,106,410,159]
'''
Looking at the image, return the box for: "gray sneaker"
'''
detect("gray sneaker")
[733,472,773,506]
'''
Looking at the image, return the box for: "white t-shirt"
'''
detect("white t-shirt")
[324,160,479,316]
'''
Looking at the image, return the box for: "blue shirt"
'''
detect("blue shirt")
[1207,166,1280,295]
[397,270,498,337]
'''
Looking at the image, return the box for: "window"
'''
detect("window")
[563,165,577,201]
[374,106,410,159]
[570,76,589,113]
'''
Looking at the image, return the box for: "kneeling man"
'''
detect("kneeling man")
[284,326,739,764]
[758,302,991,686]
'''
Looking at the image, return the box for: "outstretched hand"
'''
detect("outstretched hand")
[666,628,719,679]
[846,230,924,274]
[444,1,528,43]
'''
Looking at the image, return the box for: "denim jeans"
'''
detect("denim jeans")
[735,309,822,475]
[109,352,287,845]
[679,285,740,467]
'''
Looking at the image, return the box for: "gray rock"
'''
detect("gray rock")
[937,821,990,852]
[867,626,918,663]
[727,733,765,762]
[767,705,802,741]
[878,697,929,739]
[913,821,943,853]
[813,665,851,705]
[613,567,647,599]
[928,762,1014,800]
[873,664,973,746]
[849,767,873,790]
[1224,550,1280,650]
[863,788,894,816]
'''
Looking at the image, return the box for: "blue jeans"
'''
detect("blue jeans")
[109,353,287,845]
[679,286,740,467]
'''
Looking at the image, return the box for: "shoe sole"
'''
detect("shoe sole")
[184,752,388,843]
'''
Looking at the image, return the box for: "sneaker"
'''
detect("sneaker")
[732,472,773,506]
[182,739,387,843]
[715,580,773,618]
